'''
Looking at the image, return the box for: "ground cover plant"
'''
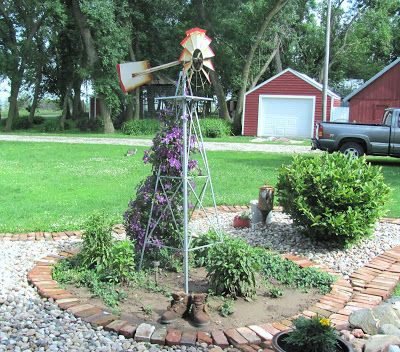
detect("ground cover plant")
[277,153,391,246]
[0,143,399,233]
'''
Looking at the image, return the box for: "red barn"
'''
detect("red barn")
[344,57,400,124]
[242,68,341,138]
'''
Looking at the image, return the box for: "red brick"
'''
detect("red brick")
[248,325,273,341]
[84,312,117,327]
[119,324,136,338]
[236,327,261,344]
[197,331,213,345]
[105,320,129,333]
[211,330,229,348]
[259,324,280,336]
[75,306,103,319]
[224,329,248,346]
[67,304,94,314]
[151,328,167,345]
[165,329,182,346]
[180,331,197,346]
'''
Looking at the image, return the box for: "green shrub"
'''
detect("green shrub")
[40,120,59,132]
[13,115,32,130]
[206,237,258,298]
[80,212,114,269]
[121,119,160,135]
[277,153,390,246]
[199,118,232,138]
[218,298,234,317]
[191,230,222,267]
[76,116,102,132]
[32,115,45,124]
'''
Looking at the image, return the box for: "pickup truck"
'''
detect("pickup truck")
[312,108,400,158]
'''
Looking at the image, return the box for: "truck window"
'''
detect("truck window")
[382,111,392,126]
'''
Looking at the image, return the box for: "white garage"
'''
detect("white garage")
[257,95,315,138]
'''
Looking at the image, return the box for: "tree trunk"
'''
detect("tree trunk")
[234,0,289,130]
[134,88,140,120]
[5,77,22,131]
[275,46,283,73]
[125,93,134,121]
[60,83,72,130]
[72,0,114,133]
[72,78,83,119]
[210,70,231,122]
[98,94,114,133]
[28,69,42,123]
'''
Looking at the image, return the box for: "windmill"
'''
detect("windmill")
[117,28,222,294]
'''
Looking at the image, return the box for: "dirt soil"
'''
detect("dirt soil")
[65,267,321,332]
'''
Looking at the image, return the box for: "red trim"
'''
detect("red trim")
[185,27,206,35]
[116,64,127,94]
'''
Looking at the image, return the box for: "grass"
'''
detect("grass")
[393,283,400,297]
[0,142,399,232]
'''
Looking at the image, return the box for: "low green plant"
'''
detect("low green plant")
[101,239,136,283]
[32,115,45,124]
[239,211,250,220]
[268,287,283,298]
[191,231,222,267]
[76,116,102,132]
[206,237,259,299]
[218,298,234,317]
[141,305,153,315]
[253,248,335,294]
[277,153,390,246]
[283,316,338,352]
[80,212,114,269]
[12,115,33,130]
[199,118,232,138]
[121,119,160,135]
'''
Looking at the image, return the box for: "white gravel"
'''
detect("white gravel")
[0,134,313,154]
[0,240,217,352]
[191,211,400,277]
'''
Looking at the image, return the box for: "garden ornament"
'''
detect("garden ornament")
[117,28,223,295]
[191,293,210,327]
[160,291,190,324]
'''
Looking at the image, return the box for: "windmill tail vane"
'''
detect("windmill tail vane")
[117,27,215,93]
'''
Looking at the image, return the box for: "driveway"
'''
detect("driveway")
[0,134,314,154]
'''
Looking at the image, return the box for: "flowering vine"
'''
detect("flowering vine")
[124,109,198,251]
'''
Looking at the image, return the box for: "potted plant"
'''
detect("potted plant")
[272,316,354,352]
[233,211,251,228]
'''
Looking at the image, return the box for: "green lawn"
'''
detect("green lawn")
[0,142,399,233]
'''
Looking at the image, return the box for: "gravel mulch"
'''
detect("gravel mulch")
[0,241,220,352]
[191,211,400,278]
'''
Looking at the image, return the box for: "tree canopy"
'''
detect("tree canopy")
[0,0,398,132]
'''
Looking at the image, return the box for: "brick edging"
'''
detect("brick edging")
[27,250,354,351]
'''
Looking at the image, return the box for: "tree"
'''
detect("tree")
[0,0,65,130]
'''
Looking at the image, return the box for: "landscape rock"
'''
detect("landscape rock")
[379,324,400,338]
[364,335,400,352]
[386,345,400,352]
[352,328,365,338]
[349,304,400,335]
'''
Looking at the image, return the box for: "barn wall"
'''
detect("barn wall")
[243,71,335,136]
[348,63,400,124]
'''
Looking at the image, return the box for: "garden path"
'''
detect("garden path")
[0,134,313,154]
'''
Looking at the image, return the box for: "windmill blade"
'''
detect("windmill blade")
[199,35,212,50]
[203,59,215,71]
[202,46,215,59]
[117,61,152,93]
[179,48,193,62]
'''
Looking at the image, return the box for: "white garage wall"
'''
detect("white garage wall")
[257,95,316,138]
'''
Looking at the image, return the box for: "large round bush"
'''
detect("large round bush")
[277,152,390,245]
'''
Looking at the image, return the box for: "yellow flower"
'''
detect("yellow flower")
[319,318,331,327]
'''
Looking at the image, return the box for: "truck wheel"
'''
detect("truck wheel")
[339,142,365,158]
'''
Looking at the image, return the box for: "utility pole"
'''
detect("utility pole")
[322,0,332,121]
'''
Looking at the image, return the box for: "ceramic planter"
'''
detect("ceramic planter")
[233,216,250,228]
[272,331,354,352]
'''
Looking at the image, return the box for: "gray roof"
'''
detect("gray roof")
[344,57,400,102]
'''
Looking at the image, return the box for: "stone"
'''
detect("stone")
[349,304,400,335]
[386,346,400,352]
[352,329,365,338]
[379,324,400,338]
[364,335,400,352]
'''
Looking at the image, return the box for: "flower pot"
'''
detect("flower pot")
[233,216,250,228]
[271,331,354,352]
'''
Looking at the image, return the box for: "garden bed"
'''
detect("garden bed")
[62,265,321,331]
